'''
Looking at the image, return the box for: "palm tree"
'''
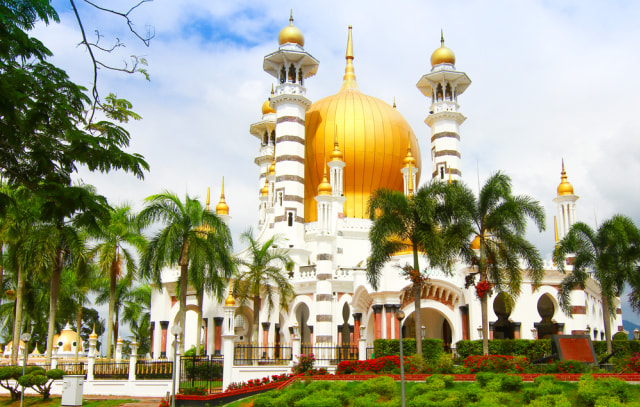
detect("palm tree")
[89,204,145,359]
[454,172,545,355]
[138,191,234,352]
[554,215,640,354]
[233,229,294,344]
[367,181,468,357]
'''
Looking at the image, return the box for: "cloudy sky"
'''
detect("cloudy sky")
[38,1,640,323]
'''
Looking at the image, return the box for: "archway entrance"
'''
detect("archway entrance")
[404,307,454,349]
[295,303,311,344]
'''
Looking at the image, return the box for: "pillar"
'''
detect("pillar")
[128,340,138,381]
[353,313,362,342]
[262,322,270,359]
[221,297,238,391]
[214,317,223,356]
[150,321,155,358]
[160,321,169,358]
[394,305,401,339]
[115,337,123,361]
[372,305,383,340]
[512,322,521,339]
[384,304,394,339]
[459,305,469,340]
[202,318,208,355]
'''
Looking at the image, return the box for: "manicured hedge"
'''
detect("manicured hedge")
[456,339,640,362]
[373,338,443,361]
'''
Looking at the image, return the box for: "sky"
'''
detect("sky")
[35,1,640,325]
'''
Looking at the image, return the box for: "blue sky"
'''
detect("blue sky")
[35,0,640,325]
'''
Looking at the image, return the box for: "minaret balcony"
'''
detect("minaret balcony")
[430,101,459,114]
[275,82,307,97]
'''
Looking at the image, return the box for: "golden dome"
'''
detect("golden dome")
[262,86,276,115]
[317,165,332,195]
[304,26,420,221]
[557,160,574,196]
[52,323,82,352]
[268,159,275,176]
[216,178,229,215]
[470,235,481,250]
[431,31,455,67]
[278,11,304,47]
[224,289,236,306]
[403,143,417,167]
[260,178,269,197]
[89,325,98,340]
[330,138,343,161]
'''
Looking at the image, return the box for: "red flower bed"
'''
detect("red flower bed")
[336,356,419,375]
[226,373,292,391]
[463,354,526,373]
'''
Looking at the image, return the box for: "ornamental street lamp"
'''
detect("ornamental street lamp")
[421,326,426,340]
[531,328,537,340]
[292,323,300,339]
[396,310,406,407]
[170,324,182,407]
[634,328,640,341]
[19,332,31,407]
[477,326,483,340]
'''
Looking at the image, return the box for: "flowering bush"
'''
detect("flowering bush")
[475,280,491,298]
[463,354,527,373]
[617,352,640,373]
[225,373,292,392]
[178,387,207,396]
[292,353,315,375]
[159,398,170,407]
[336,355,419,374]
[307,367,328,375]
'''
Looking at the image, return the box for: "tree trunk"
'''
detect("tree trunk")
[179,261,188,354]
[481,287,489,355]
[106,254,117,359]
[11,264,25,364]
[195,293,203,355]
[253,295,260,345]
[602,296,612,354]
[45,248,63,364]
[412,247,422,358]
[75,307,82,363]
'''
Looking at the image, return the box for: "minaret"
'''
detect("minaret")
[401,141,418,196]
[216,178,231,225]
[263,12,318,244]
[553,160,579,241]
[416,31,471,182]
[327,135,346,215]
[250,88,276,204]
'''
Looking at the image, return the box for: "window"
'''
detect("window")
[287,212,293,226]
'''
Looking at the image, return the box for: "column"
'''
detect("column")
[372,305,383,340]
[214,317,223,356]
[150,321,155,358]
[160,321,169,358]
[512,322,521,339]
[489,322,495,340]
[353,313,362,342]
[459,305,469,340]
[128,340,138,381]
[393,305,401,339]
[384,304,394,339]
[262,322,270,359]
[202,318,209,355]
[221,296,238,391]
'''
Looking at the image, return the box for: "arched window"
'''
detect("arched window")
[280,66,286,84]
[298,68,304,86]
[288,64,296,83]
[287,212,293,226]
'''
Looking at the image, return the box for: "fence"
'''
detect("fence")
[179,355,223,394]
[136,358,173,379]
[233,344,292,366]
[302,344,359,364]
[93,360,130,379]
[57,361,86,376]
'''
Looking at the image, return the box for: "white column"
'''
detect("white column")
[221,300,238,391]
[128,340,138,381]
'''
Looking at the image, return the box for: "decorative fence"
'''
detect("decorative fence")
[301,344,359,364]
[179,355,223,394]
[136,358,173,379]
[56,361,87,376]
[93,360,129,379]
[233,344,292,365]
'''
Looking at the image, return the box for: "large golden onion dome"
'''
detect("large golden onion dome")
[278,11,304,47]
[557,160,574,196]
[304,26,421,222]
[52,322,83,352]
[431,31,455,67]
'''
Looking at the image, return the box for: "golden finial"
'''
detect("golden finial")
[216,177,229,215]
[404,137,415,196]
[440,29,445,47]
[331,125,343,161]
[289,8,293,24]
[554,216,559,242]
[393,97,396,109]
[270,84,274,96]
[557,158,574,196]
[260,177,269,197]
[318,159,332,195]
[448,167,452,185]
[224,288,236,306]
[205,187,211,211]
[89,324,98,339]
[341,25,358,91]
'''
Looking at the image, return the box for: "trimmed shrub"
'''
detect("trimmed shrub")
[455,339,551,361]
[374,338,444,361]
[354,376,398,399]
[0,366,24,400]
[407,390,462,407]
[529,394,572,407]
[498,374,522,392]
[576,374,631,407]
[294,395,341,407]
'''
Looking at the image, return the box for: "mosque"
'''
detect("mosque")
[148,15,622,358]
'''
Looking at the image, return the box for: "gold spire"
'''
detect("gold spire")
[557,159,574,196]
[89,325,98,340]
[278,10,304,46]
[340,25,358,92]
[224,288,236,306]
[404,139,415,196]
[216,178,229,215]
[260,177,269,197]
[393,97,396,109]
[318,161,332,195]
[205,187,211,211]
[554,216,559,242]
[448,167,452,185]
[431,29,456,67]
[261,86,276,115]
[268,158,276,176]
[330,125,343,161]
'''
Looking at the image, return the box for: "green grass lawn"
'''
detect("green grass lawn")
[0,396,138,407]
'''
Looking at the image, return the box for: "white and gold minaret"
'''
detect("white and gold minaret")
[416,31,471,182]
[553,160,579,241]
[250,88,276,202]
[263,11,319,243]
[401,141,418,196]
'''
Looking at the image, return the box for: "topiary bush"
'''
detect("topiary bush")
[455,339,551,361]
[17,368,64,400]
[0,366,24,400]
[576,374,632,407]
[353,376,398,400]
[374,338,444,361]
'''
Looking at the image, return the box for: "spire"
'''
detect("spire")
[318,160,332,195]
[289,8,293,24]
[557,158,574,196]
[404,139,416,196]
[440,28,445,47]
[216,177,229,215]
[340,25,358,91]
[393,97,396,109]
[554,216,559,243]
[330,125,344,161]
[448,167,452,185]
[205,187,211,211]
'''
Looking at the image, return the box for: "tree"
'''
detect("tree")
[89,204,145,359]
[233,229,294,344]
[554,215,640,353]
[454,172,545,355]
[138,192,234,352]
[367,181,469,357]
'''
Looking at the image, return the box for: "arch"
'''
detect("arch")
[401,298,459,346]
[293,302,311,344]
[535,292,557,339]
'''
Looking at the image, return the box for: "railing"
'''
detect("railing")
[93,360,129,379]
[234,344,292,366]
[302,344,359,365]
[179,355,223,394]
[366,347,375,359]
[136,358,173,379]
[57,361,87,376]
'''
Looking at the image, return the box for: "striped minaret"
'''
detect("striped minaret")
[314,166,335,343]
[264,13,319,244]
[416,32,471,182]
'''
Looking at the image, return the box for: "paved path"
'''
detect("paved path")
[83,395,162,407]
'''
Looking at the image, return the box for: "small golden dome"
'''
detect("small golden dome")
[260,178,269,197]
[224,289,236,306]
[317,165,332,195]
[278,11,304,47]
[216,178,229,215]
[89,326,98,340]
[268,159,275,176]
[330,139,343,161]
[557,160,574,196]
[261,99,275,115]
[431,31,455,67]
[403,142,416,167]
[470,235,481,250]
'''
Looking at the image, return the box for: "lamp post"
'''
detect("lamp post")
[421,326,426,340]
[531,328,537,340]
[396,310,406,407]
[170,324,182,407]
[19,332,31,407]
[477,326,483,340]
[634,328,640,341]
